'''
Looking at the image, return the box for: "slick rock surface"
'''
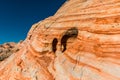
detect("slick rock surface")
[0,0,120,80]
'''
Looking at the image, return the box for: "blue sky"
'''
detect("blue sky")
[0,0,66,44]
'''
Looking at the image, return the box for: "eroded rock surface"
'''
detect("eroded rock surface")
[0,0,120,80]
[0,42,19,61]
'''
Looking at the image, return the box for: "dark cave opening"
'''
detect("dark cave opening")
[52,38,58,53]
[61,27,78,52]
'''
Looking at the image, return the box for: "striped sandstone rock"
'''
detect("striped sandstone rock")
[0,0,120,80]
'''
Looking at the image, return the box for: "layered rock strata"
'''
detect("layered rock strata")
[0,0,120,80]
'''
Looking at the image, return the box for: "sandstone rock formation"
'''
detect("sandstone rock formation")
[0,42,19,61]
[0,0,120,80]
